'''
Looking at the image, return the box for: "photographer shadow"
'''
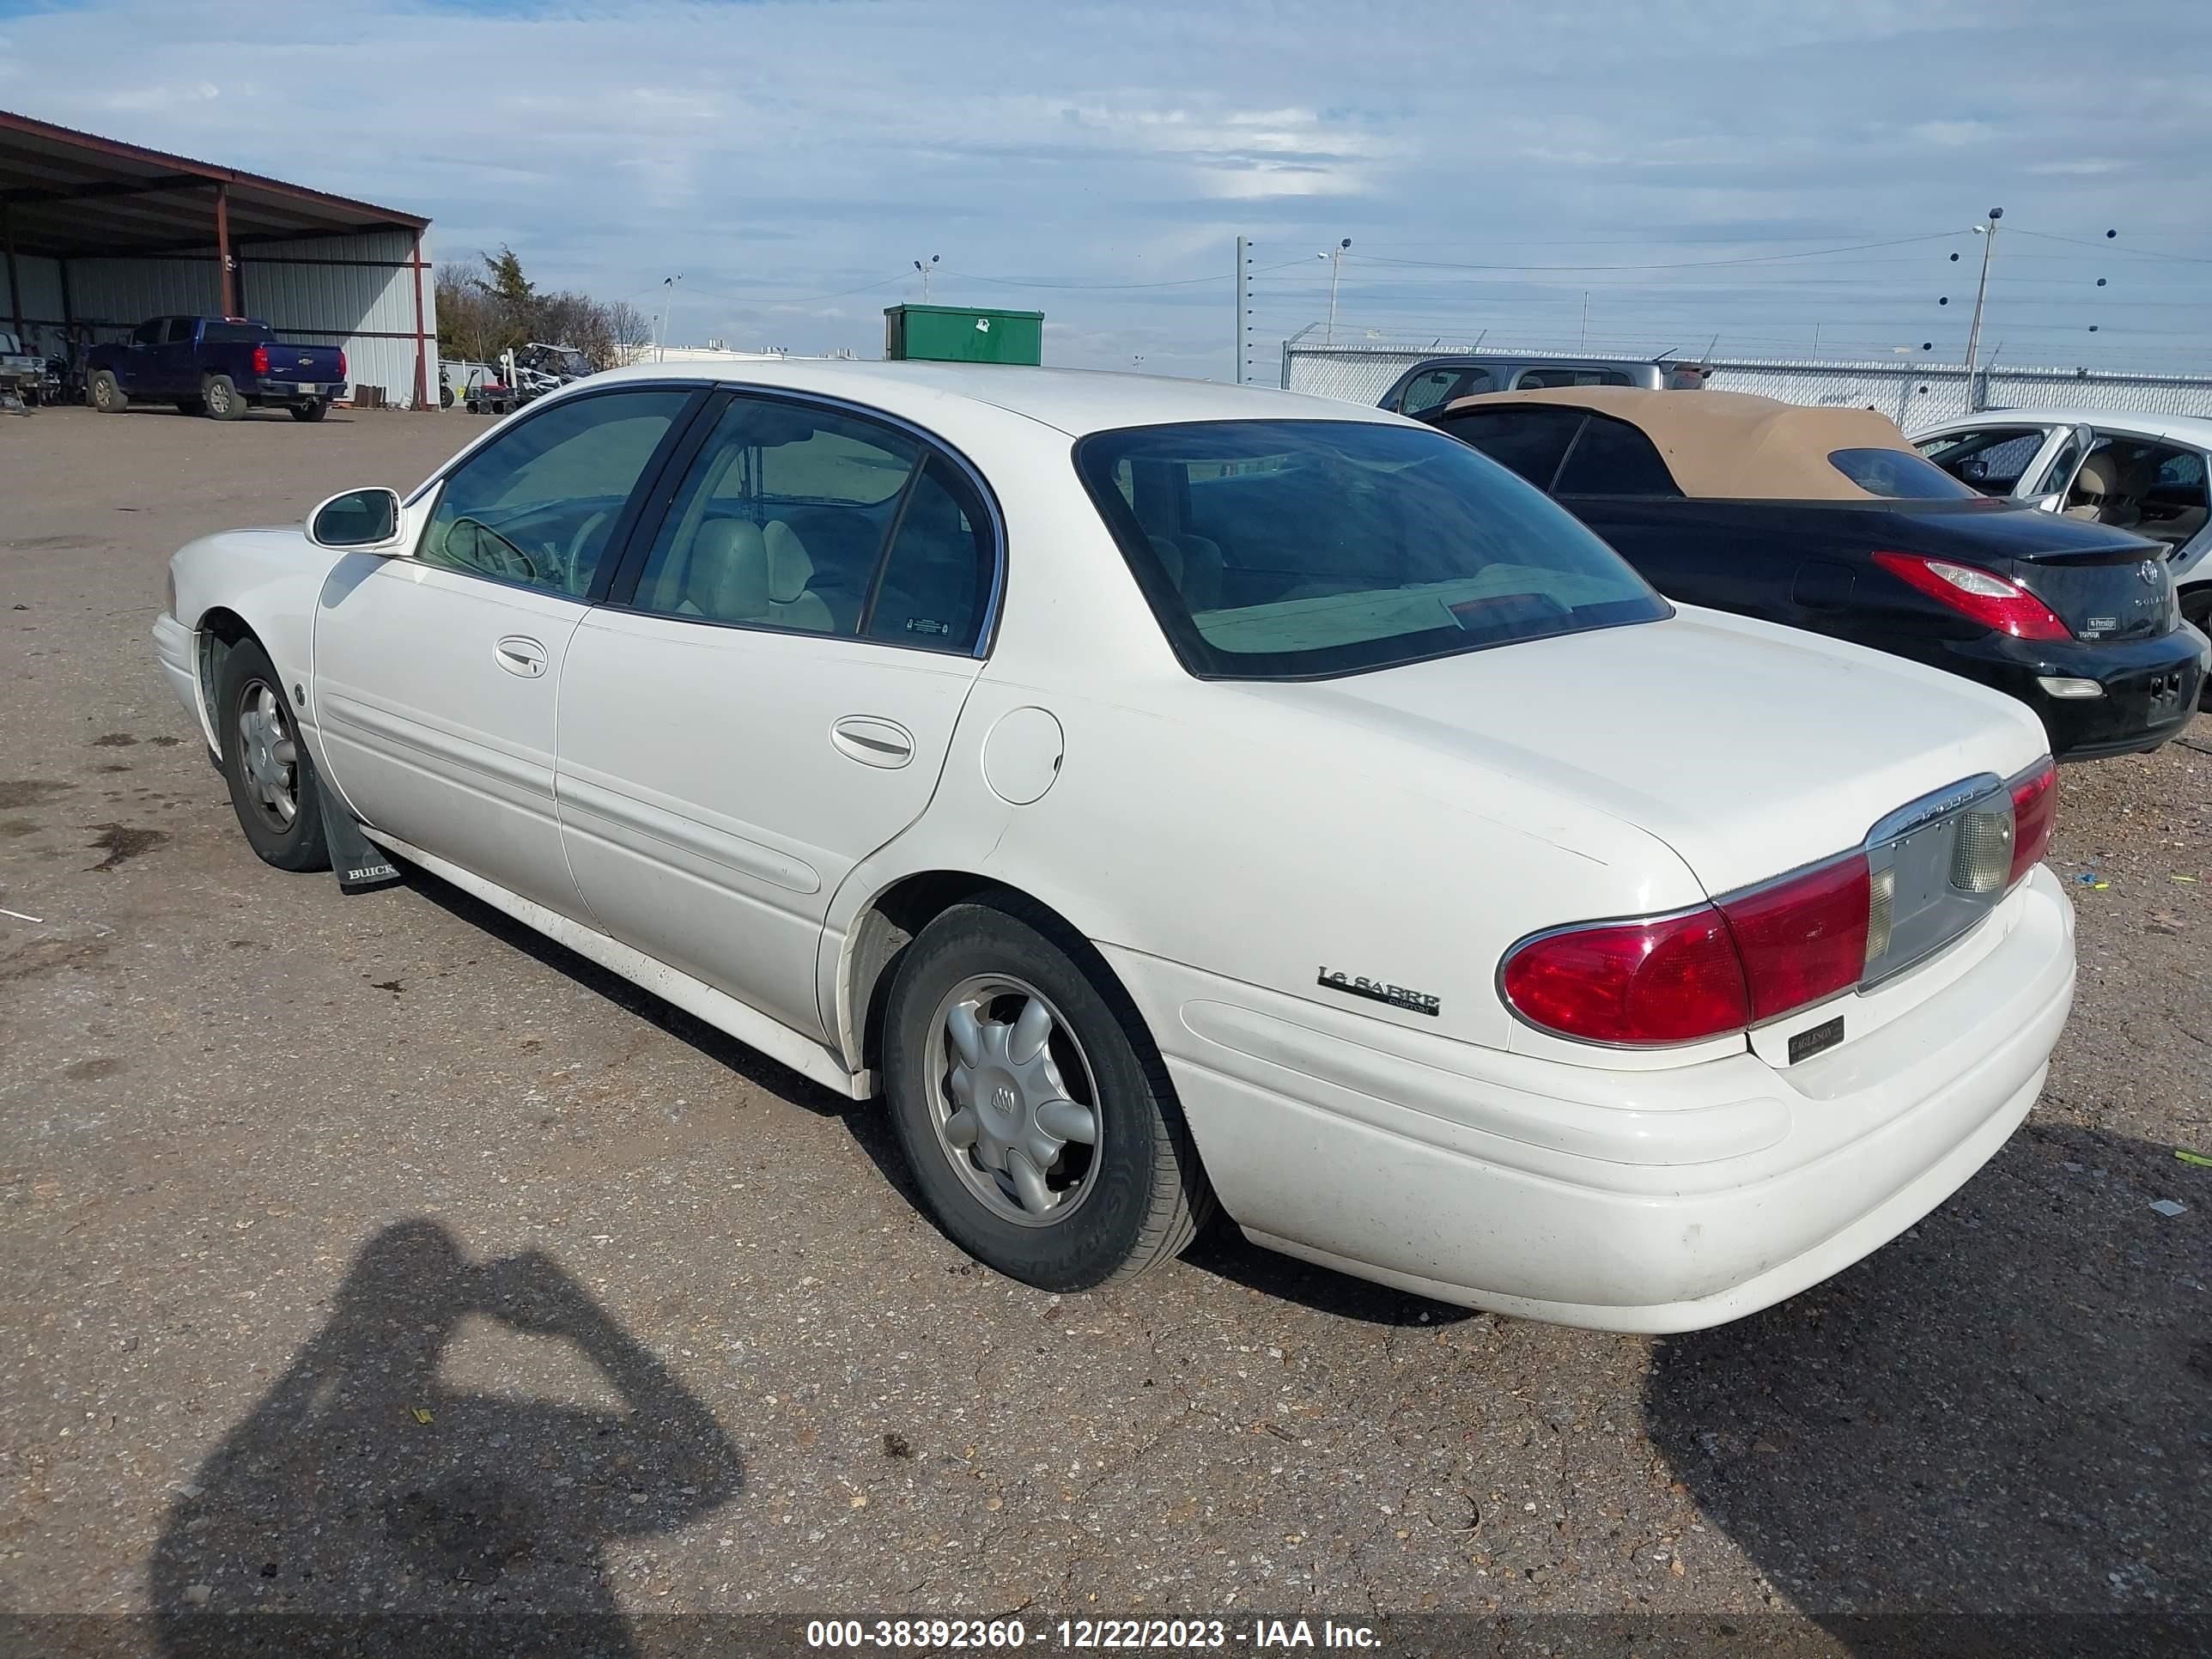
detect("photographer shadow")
[150,1219,743,1657]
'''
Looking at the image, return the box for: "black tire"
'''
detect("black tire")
[440,384,455,410]
[89,370,124,413]
[882,896,1213,1291]
[203,373,246,421]
[289,400,329,422]
[215,638,330,872]
[174,397,205,416]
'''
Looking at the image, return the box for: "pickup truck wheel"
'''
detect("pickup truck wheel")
[289,400,328,422]
[216,639,329,873]
[89,371,124,413]
[203,374,246,421]
[882,898,1213,1291]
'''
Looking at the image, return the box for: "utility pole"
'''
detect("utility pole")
[1962,206,2002,411]
[656,275,680,362]
[1321,238,1350,346]
[1580,290,1589,350]
[914,253,939,303]
[1238,236,1256,386]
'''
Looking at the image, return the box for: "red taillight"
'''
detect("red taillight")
[1502,908,1749,1046]
[1719,854,1871,1023]
[252,343,270,374]
[2008,759,2057,885]
[1871,550,2069,641]
[337,348,348,380]
[1504,854,1874,1045]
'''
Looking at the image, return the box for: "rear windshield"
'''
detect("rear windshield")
[1829,447,1982,500]
[201,321,273,345]
[1073,419,1671,680]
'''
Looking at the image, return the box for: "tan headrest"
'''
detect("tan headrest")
[692,519,769,620]
[2074,452,2124,499]
[763,520,814,604]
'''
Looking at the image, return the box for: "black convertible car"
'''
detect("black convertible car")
[1426,387,2205,760]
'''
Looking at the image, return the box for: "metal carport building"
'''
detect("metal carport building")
[0,108,436,408]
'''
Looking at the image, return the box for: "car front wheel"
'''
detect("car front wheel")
[216,638,330,872]
[882,897,1212,1291]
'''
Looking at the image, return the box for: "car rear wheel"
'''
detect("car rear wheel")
[89,371,123,413]
[289,400,328,423]
[882,897,1212,1291]
[204,374,246,421]
[2183,587,2212,709]
[216,639,329,872]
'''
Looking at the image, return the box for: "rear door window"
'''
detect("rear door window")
[1430,407,1587,490]
[163,318,197,345]
[1553,414,1680,496]
[1827,447,1982,500]
[131,319,164,347]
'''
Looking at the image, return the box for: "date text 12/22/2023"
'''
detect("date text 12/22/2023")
[805,1617,1382,1650]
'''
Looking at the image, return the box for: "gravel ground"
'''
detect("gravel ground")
[1,405,2207,1656]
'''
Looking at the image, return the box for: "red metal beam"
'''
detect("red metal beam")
[2,203,21,337]
[410,231,428,410]
[213,182,234,314]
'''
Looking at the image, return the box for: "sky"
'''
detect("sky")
[3,0,2209,380]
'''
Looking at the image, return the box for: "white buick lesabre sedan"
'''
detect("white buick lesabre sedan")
[151,362,2075,1332]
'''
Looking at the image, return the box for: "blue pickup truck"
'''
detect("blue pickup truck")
[87,316,347,422]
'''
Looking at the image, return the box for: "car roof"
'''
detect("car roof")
[587,357,1403,439]
[1437,385,1924,501]
[1917,408,2212,447]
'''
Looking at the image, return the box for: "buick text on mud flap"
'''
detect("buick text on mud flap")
[1316,967,1441,1016]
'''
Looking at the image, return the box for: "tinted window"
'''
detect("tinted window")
[418,389,690,597]
[164,318,197,344]
[201,321,272,345]
[1073,419,1669,680]
[1913,427,2046,493]
[864,457,995,651]
[629,396,923,635]
[1398,366,1494,416]
[131,320,163,347]
[1828,447,1983,500]
[1554,414,1680,496]
[1514,368,1632,389]
[1431,407,1586,489]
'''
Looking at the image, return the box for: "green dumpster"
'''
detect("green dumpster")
[884,304,1044,366]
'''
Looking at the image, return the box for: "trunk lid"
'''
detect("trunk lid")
[1237,606,2050,897]
[2005,540,2174,641]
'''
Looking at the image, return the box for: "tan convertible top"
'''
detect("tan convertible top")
[1438,385,1924,501]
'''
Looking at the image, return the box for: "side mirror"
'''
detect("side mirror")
[308,487,403,551]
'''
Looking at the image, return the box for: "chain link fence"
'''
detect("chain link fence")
[1282,341,2212,433]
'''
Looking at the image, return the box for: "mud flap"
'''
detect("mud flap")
[318,778,401,893]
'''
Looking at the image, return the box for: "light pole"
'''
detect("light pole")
[655,275,680,363]
[1962,207,2002,411]
[914,254,939,303]
[1319,238,1351,346]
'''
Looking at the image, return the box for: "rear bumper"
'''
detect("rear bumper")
[1944,629,2203,758]
[1107,864,2075,1333]
[250,378,343,401]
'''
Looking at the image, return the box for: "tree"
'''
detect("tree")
[430,245,647,373]
[478,244,537,309]
[605,300,654,367]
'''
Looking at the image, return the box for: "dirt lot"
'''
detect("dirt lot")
[2,404,2208,1656]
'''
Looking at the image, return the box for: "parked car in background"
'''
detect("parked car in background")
[88,316,346,422]
[1427,386,2202,759]
[155,362,2074,1333]
[1913,410,2212,657]
[0,328,43,405]
[1376,354,1707,417]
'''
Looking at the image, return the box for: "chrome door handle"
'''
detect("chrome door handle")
[494,635,548,678]
[830,715,915,768]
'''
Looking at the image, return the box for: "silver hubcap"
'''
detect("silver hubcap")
[208,384,229,414]
[235,680,298,828]
[926,975,1100,1225]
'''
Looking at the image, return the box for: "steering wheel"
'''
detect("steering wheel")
[447,516,545,584]
[564,510,611,592]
